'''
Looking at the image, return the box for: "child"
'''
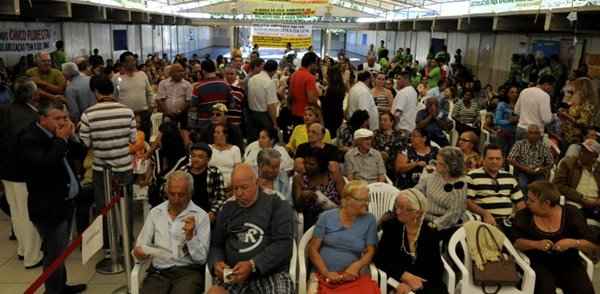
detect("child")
[130,114,152,200]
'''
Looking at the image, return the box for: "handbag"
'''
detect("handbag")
[317,274,379,294]
[472,224,520,294]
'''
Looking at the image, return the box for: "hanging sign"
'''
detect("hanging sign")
[252,24,313,48]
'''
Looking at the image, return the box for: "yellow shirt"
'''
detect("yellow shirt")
[286,124,331,152]
[26,67,66,88]
[577,168,599,199]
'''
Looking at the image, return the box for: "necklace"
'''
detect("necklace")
[400,225,417,263]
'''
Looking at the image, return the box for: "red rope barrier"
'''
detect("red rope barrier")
[24,194,122,294]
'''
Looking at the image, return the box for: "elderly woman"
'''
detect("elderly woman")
[308,180,377,293]
[374,189,448,294]
[457,131,481,173]
[244,128,293,173]
[209,124,242,188]
[416,146,467,241]
[394,128,439,189]
[512,181,597,294]
[293,147,345,231]
[287,105,332,153]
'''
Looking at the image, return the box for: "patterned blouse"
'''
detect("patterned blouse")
[302,174,341,211]
[508,139,554,169]
[395,145,439,189]
[561,102,594,145]
[373,129,408,156]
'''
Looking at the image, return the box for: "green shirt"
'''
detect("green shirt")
[51,50,67,68]
[427,66,441,89]
[26,67,66,89]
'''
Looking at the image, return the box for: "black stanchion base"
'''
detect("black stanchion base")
[96,257,125,275]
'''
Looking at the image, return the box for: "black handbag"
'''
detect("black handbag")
[471,224,520,294]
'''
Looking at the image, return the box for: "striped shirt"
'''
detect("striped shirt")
[79,102,136,172]
[189,78,234,128]
[451,99,480,126]
[467,167,524,218]
[416,172,467,230]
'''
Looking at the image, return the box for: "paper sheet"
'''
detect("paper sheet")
[82,215,103,265]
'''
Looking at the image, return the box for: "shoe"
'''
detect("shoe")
[62,284,87,294]
[25,259,43,270]
[17,255,23,260]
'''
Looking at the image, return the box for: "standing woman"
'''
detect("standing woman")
[209,124,242,188]
[321,64,346,137]
[559,77,598,147]
[372,72,394,114]
[495,85,519,155]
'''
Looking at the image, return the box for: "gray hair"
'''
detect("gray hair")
[257,148,281,168]
[61,62,80,79]
[439,146,465,178]
[165,170,194,196]
[38,99,66,116]
[13,76,37,104]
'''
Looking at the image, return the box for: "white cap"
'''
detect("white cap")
[353,128,374,140]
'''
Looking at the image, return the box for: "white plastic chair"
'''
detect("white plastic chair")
[150,112,163,143]
[130,258,152,294]
[448,227,536,294]
[367,182,400,223]
[297,226,378,294]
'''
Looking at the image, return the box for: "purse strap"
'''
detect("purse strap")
[475,224,505,263]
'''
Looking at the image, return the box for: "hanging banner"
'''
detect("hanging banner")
[0,22,61,66]
[469,0,600,14]
[252,8,316,16]
[252,24,312,48]
[243,0,328,4]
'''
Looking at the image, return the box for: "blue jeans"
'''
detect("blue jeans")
[516,171,545,196]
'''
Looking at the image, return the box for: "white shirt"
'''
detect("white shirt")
[391,86,418,132]
[347,81,379,130]
[247,71,278,112]
[243,141,294,172]
[514,86,553,130]
[209,145,242,187]
[113,71,153,112]
[135,201,210,269]
[362,62,381,74]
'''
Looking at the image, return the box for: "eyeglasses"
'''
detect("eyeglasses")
[350,195,370,204]
[444,181,465,192]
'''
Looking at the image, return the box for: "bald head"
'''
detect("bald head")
[170,63,185,82]
[231,164,259,208]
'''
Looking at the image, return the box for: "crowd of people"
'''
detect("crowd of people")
[0,38,600,294]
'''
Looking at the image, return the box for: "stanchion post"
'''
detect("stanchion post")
[120,185,133,292]
[96,167,125,275]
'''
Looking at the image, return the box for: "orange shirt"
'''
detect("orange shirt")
[288,67,317,117]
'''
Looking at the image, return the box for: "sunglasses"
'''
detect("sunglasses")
[444,181,465,192]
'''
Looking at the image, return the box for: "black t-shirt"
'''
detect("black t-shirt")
[191,170,209,212]
[295,143,343,163]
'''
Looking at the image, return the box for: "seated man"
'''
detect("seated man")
[294,123,343,174]
[257,149,291,204]
[134,170,211,294]
[508,124,554,195]
[344,129,386,183]
[553,139,600,220]
[467,144,525,235]
[166,143,227,221]
[208,164,294,294]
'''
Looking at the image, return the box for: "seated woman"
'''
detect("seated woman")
[209,124,242,188]
[244,128,294,173]
[394,128,439,189]
[373,111,407,162]
[452,89,481,135]
[336,110,370,153]
[293,147,345,231]
[374,189,448,294]
[308,180,377,293]
[512,181,597,294]
[287,105,332,153]
[416,146,467,242]
[457,131,481,173]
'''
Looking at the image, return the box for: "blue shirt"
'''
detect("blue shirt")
[495,101,514,130]
[313,209,377,272]
[135,200,211,269]
[36,123,79,199]
[65,74,96,122]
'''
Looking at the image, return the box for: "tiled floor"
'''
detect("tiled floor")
[2,209,600,294]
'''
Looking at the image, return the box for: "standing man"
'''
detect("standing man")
[62,62,95,123]
[0,77,44,269]
[18,100,87,294]
[508,124,554,195]
[156,63,193,128]
[26,52,66,101]
[288,52,319,126]
[347,71,379,130]
[112,51,154,140]
[514,75,555,140]
[223,65,245,127]
[89,48,104,67]
[247,59,279,142]
[391,71,418,136]
[51,40,67,69]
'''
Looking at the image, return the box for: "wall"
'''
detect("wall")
[0,21,219,66]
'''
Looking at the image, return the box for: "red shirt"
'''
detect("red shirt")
[288,67,317,117]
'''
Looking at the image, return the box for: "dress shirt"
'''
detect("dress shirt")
[347,82,379,130]
[135,200,210,269]
[156,78,193,115]
[344,147,385,183]
[247,71,278,112]
[243,141,294,173]
[391,86,418,132]
[64,74,95,122]
[508,139,554,168]
[514,87,553,129]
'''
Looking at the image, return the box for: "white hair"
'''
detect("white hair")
[61,62,80,79]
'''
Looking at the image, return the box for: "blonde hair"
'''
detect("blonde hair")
[572,77,599,108]
[305,105,324,125]
[341,180,368,205]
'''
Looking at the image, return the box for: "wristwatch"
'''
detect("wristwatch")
[249,259,257,273]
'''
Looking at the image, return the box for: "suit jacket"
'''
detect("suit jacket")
[18,122,86,225]
[0,103,39,181]
[553,156,600,204]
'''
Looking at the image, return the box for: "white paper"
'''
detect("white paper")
[82,215,103,265]
[141,245,173,260]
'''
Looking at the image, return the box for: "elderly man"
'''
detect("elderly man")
[0,77,44,269]
[294,123,342,174]
[165,143,227,221]
[62,62,95,123]
[467,144,525,234]
[257,149,292,203]
[553,139,600,219]
[508,124,554,194]
[345,128,386,183]
[134,170,211,294]
[207,164,294,294]
[156,63,193,128]
[26,52,66,100]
